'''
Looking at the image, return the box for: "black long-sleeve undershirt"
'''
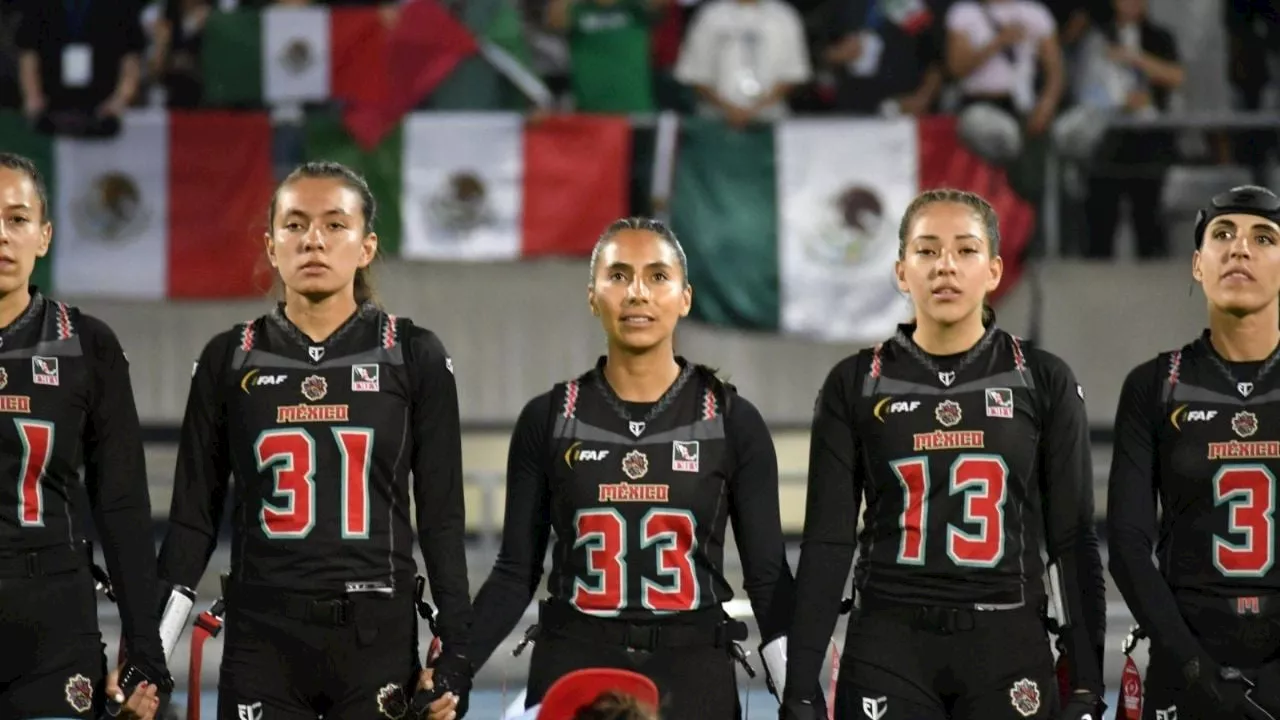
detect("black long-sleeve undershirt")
[466,389,793,670]
[1107,357,1203,667]
[81,316,167,673]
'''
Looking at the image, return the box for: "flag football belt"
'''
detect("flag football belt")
[858,594,1029,635]
[537,600,748,652]
[0,542,90,578]
[1175,590,1280,619]
[227,584,357,626]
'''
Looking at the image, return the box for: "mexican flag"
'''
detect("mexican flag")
[305,112,633,260]
[0,111,274,299]
[202,0,475,118]
[671,115,1033,343]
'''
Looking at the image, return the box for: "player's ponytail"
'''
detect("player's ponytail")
[982,302,996,326]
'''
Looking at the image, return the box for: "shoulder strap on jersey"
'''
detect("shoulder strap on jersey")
[692,364,732,420]
[381,313,400,349]
[1008,333,1031,386]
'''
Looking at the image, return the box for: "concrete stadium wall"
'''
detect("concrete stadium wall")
[72,258,1203,428]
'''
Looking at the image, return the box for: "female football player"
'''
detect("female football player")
[0,152,170,720]
[1108,185,1280,719]
[781,188,1107,720]
[466,217,799,717]
[156,161,472,720]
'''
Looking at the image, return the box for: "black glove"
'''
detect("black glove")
[1250,661,1280,718]
[1179,654,1249,717]
[779,697,821,720]
[103,660,175,717]
[410,653,472,719]
[1056,690,1105,720]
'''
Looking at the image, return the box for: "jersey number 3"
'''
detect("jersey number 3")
[892,455,1009,567]
[255,428,374,539]
[572,509,699,614]
[1213,465,1276,577]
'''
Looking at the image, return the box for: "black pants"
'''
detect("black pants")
[217,585,421,720]
[835,599,1059,720]
[1084,138,1169,259]
[526,604,741,719]
[0,565,106,719]
[1142,593,1280,720]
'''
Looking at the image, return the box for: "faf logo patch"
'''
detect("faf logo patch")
[376,683,407,719]
[64,673,93,713]
[622,449,649,480]
[352,364,380,392]
[301,374,328,402]
[672,440,699,472]
[32,356,58,386]
[1009,678,1040,717]
[935,399,962,428]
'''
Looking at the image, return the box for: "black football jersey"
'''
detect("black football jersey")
[787,324,1106,697]
[544,362,736,618]
[0,292,165,666]
[157,302,472,647]
[1151,337,1280,594]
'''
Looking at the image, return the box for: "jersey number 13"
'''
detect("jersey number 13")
[892,454,1009,567]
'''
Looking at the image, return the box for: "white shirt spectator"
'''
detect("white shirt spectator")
[675,0,812,120]
[946,0,1054,111]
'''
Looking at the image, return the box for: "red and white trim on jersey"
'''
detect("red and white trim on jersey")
[381,314,399,349]
[1010,336,1027,372]
[701,388,719,420]
[53,302,73,340]
[1168,350,1183,388]
[238,321,256,352]
[562,380,580,419]
[870,343,884,379]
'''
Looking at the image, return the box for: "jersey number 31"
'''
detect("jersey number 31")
[255,428,373,539]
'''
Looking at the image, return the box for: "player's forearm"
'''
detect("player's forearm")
[157,521,218,592]
[97,504,166,664]
[1052,544,1105,693]
[1107,522,1202,664]
[783,540,854,702]
[417,505,474,650]
[467,571,541,671]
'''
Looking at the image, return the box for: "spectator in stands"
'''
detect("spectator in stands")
[1222,0,1278,186]
[15,0,145,137]
[545,0,669,113]
[147,0,212,108]
[945,0,1064,165]
[818,0,946,117]
[674,0,811,127]
[1074,0,1182,259]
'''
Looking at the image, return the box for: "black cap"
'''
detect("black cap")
[1193,185,1280,248]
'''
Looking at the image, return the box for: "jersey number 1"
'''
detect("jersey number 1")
[255,428,374,539]
[1213,465,1276,577]
[572,509,699,614]
[892,454,1009,567]
[15,419,54,527]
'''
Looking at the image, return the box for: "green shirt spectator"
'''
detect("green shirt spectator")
[549,0,664,113]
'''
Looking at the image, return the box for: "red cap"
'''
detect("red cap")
[536,669,660,720]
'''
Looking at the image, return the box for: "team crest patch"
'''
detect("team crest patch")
[64,673,93,713]
[985,388,1013,418]
[301,374,328,402]
[622,449,649,480]
[1233,410,1259,439]
[32,356,58,386]
[935,400,962,427]
[352,364,380,392]
[1009,678,1040,717]
[0,366,7,390]
[672,440,699,472]
[376,683,407,719]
